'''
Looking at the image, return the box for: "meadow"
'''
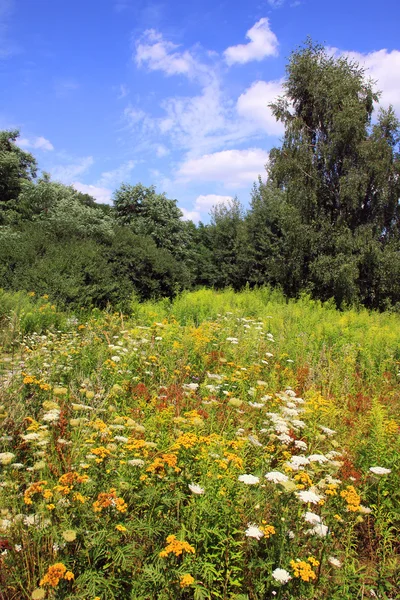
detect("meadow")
[0,287,399,600]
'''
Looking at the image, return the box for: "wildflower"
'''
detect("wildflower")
[159,535,195,557]
[265,471,289,484]
[238,474,259,485]
[320,426,336,436]
[61,530,76,542]
[303,511,321,525]
[115,524,127,532]
[328,556,342,568]
[261,524,276,538]
[288,455,310,470]
[127,459,145,467]
[180,574,195,587]
[31,589,46,600]
[188,483,205,495]
[245,524,264,540]
[294,440,308,450]
[40,563,74,587]
[271,568,291,584]
[0,452,15,465]
[340,486,361,512]
[309,523,329,537]
[290,559,317,581]
[15,544,22,552]
[296,490,323,504]
[369,466,391,475]
[308,454,328,464]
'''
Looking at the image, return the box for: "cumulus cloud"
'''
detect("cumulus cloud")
[72,182,113,204]
[97,160,136,187]
[17,136,54,152]
[180,195,232,223]
[224,18,278,65]
[135,29,206,81]
[194,194,233,212]
[50,156,94,184]
[237,79,284,136]
[343,48,400,113]
[177,148,269,188]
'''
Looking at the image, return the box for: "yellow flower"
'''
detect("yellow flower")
[62,530,77,542]
[115,524,127,532]
[159,535,195,558]
[180,574,195,588]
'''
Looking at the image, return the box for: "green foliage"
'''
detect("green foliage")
[113,183,190,258]
[0,130,37,220]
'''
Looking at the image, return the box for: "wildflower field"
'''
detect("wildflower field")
[0,288,399,600]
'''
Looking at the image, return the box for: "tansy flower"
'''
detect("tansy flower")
[180,574,195,588]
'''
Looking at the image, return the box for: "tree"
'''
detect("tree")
[113,183,189,258]
[0,130,37,221]
[267,40,400,232]
[265,39,400,308]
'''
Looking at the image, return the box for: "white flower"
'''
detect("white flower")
[245,524,264,540]
[189,483,205,495]
[304,511,321,525]
[309,523,329,537]
[277,433,293,444]
[183,383,199,391]
[288,455,310,469]
[111,355,121,362]
[320,426,336,436]
[42,409,60,423]
[127,459,145,467]
[14,544,22,552]
[114,436,129,443]
[294,440,307,451]
[296,490,322,504]
[271,568,291,584]
[238,474,259,485]
[369,467,391,475]
[248,402,264,408]
[308,454,328,464]
[328,556,342,568]
[0,452,15,465]
[265,471,289,484]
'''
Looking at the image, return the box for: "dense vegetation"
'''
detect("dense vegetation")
[0,288,399,599]
[1,41,399,312]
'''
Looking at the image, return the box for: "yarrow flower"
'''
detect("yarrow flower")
[188,483,205,495]
[245,524,264,540]
[369,466,391,475]
[238,474,259,485]
[296,490,323,504]
[328,556,342,568]
[271,568,291,584]
[265,471,289,484]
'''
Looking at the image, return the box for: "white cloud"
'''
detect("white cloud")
[267,0,285,6]
[51,156,94,184]
[156,144,169,157]
[194,194,233,212]
[97,160,136,187]
[180,194,236,223]
[117,84,129,99]
[18,136,54,151]
[342,49,400,113]
[237,79,284,136]
[224,18,278,65]
[180,207,201,222]
[135,29,204,80]
[177,148,269,188]
[72,182,113,204]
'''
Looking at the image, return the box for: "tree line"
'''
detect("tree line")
[1,41,399,311]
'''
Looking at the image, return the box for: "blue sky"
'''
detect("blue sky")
[1,0,400,221]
